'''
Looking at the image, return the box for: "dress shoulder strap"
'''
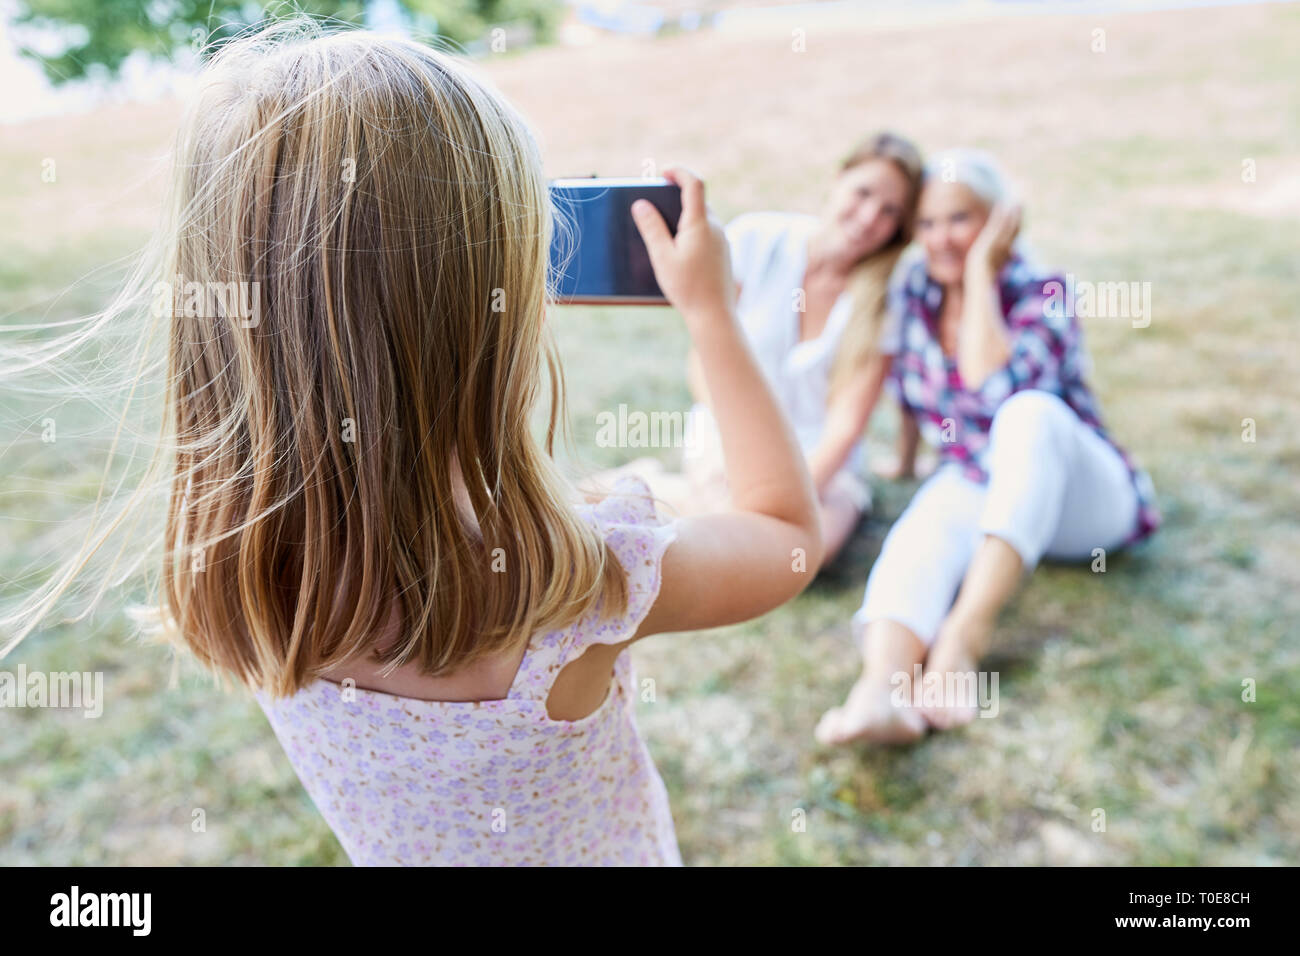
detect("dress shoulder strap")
[508,475,678,702]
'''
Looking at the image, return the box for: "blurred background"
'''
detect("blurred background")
[1,0,1297,864]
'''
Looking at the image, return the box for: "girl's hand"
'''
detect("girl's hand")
[632,166,736,325]
[967,201,1022,276]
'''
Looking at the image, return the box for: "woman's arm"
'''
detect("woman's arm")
[957,203,1021,390]
[892,410,920,479]
[806,352,891,495]
[626,169,823,638]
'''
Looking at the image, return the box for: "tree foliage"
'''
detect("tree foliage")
[14,0,562,84]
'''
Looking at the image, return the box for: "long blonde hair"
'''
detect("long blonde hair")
[828,132,924,399]
[1,20,629,698]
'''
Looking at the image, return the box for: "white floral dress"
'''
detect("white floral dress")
[255,476,682,866]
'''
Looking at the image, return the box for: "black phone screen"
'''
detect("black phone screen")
[548,178,683,305]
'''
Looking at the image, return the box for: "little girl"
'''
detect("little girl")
[7,22,821,865]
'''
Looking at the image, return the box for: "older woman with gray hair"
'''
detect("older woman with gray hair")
[815,149,1160,746]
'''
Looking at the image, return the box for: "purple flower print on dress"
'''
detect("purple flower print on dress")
[251,474,683,865]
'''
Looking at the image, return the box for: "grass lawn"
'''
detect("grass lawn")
[1,2,1297,864]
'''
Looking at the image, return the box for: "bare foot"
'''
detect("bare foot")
[919,617,992,730]
[814,677,927,746]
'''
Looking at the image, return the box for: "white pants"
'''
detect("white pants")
[853,389,1139,647]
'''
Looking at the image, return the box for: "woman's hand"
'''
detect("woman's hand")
[957,203,1018,389]
[967,201,1022,277]
[632,166,736,327]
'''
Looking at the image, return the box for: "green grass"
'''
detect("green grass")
[1,3,1297,865]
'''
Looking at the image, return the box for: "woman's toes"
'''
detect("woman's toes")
[815,681,926,747]
[922,701,976,730]
[885,703,928,743]
[813,707,845,746]
[947,704,979,727]
[918,653,983,729]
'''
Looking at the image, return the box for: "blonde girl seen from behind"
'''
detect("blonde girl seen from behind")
[3,20,821,865]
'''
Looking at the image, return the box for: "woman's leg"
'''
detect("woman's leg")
[922,390,1140,728]
[818,470,873,567]
[1039,420,1141,561]
[580,405,729,515]
[920,536,1022,728]
[815,466,986,745]
[814,620,929,745]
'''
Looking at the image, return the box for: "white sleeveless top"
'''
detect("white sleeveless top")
[685,212,903,472]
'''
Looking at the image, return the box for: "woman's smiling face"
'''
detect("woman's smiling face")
[916,180,991,285]
[824,157,911,262]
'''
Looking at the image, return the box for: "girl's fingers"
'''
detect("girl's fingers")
[663,165,706,222]
[632,199,673,263]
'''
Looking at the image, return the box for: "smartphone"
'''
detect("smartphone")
[548,177,682,305]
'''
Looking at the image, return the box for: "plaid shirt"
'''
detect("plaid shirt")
[889,253,1160,546]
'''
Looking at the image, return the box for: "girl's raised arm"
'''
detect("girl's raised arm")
[629,167,823,637]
